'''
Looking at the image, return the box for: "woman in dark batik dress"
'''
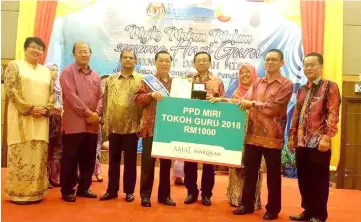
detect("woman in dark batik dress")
[46,63,63,187]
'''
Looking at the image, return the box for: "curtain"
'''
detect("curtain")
[34,0,58,64]
[300,0,325,55]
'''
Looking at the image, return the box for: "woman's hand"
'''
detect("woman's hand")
[53,106,63,115]
[31,106,47,117]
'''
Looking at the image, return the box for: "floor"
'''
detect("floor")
[2,165,361,222]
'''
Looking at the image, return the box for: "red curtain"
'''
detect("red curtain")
[300,0,325,56]
[34,0,58,64]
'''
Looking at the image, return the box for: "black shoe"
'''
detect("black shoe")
[309,218,325,222]
[233,206,254,215]
[263,212,278,220]
[62,194,76,202]
[184,194,198,204]
[202,197,212,206]
[158,197,176,206]
[174,178,184,185]
[99,193,118,201]
[76,190,97,198]
[289,211,311,221]
[125,193,135,202]
[141,198,151,207]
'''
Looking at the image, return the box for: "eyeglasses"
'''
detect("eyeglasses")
[76,51,91,55]
[303,64,318,69]
[239,71,250,76]
[157,59,171,64]
[122,56,135,60]
[28,45,44,52]
[195,59,210,64]
[265,58,280,63]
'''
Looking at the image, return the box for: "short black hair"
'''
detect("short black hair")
[194,52,211,63]
[72,41,92,54]
[155,51,172,61]
[266,49,284,61]
[100,74,110,80]
[24,37,46,51]
[120,49,137,60]
[304,52,324,65]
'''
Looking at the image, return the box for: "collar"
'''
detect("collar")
[116,71,135,79]
[74,63,92,75]
[306,76,322,88]
[23,59,39,70]
[194,71,215,81]
[262,73,283,84]
[155,73,171,82]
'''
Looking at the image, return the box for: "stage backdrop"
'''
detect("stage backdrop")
[45,0,307,152]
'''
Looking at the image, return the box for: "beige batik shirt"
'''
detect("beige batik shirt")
[4,60,54,145]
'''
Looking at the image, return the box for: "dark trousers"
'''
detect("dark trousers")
[241,144,282,214]
[106,133,138,195]
[296,147,331,221]
[60,133,98,195]
[184,162,215,198]
[140,136,172,201]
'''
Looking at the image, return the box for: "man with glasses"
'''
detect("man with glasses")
[288,52,341,222]
[183,52,225,206]
[60,41,103,202]
[233,49,293,220]
[99,49,143,203]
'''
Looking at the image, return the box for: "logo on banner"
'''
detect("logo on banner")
[147,2,166,19]
[215,8,232,23]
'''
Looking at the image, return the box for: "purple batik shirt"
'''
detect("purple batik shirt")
[60,63,103,134]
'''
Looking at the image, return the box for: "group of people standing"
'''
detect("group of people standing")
[4,36,341,222]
